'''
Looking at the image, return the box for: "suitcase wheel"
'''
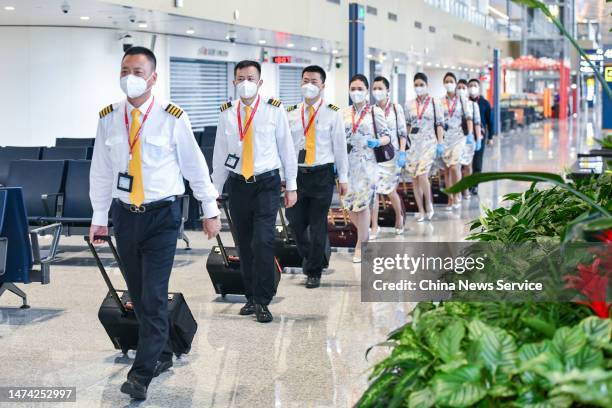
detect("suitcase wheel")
[121,348,129,356]
[221,293,226,298]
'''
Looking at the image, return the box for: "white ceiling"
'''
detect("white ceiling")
[0,0,340,54]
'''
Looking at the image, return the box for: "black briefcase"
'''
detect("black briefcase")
[85,236,197,357]
[274,207,302,268]
[206,196,281,298]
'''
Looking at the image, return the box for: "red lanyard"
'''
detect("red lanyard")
[351,104,370,134]
[384,100,392,118]
[446,95,458,117]
[301,99,323,137]
[416,96,430,121]
[237,95,261,141]
[124,96,155,158]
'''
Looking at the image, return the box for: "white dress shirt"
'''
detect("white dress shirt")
[212,94,298,193]
[90,95,220,226]
[286,99,349,183]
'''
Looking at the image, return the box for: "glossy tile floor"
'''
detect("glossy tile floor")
[0,118,595,407]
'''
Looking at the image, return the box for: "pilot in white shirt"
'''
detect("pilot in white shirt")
[284,65,348,289]
[88,46,220,400]
[212,60,297,323]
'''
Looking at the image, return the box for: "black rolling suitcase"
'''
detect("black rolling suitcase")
[274,206,302,268]
[85,235,197,357]
[206,196,281,297]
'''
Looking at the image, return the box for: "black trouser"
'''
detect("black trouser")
[227,173,281,305]
[285,165,335,278]
[111,199,181,386]
[472,137,486,174]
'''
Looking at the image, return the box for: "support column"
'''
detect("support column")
[558,62,570,120]
[493,48,501,136]
[348,3,365,81]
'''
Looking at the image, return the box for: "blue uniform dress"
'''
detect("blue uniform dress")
[342,104,390,212]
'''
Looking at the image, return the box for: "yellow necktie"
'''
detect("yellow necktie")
[129,109,145,206]
[305,105,316,165]
[241,105,254,179]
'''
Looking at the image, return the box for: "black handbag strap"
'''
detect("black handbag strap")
[392,103,401,147]
[432,98,438,133]
[371,107,378,138]
[84,235,128,315]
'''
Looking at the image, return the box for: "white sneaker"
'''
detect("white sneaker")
[453,202,461,209]
[370,229,378,241]
[444,205,453,211]
[427,210,434,220]
[395,226,404,235]
[416,214,426,222]
[352,255,362,263]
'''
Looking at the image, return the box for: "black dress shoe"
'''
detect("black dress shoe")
[255,304,273,323]
[239,300,256,315]
[120,378,147,400]
[153,359,173,377]
[305,276,321,289]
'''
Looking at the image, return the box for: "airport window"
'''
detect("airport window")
[388,12,398,22]
[414,21,422,29]
[429,26,436,33]
[279,66,304,106]
[366,6,377,15]
[170,58,229,131]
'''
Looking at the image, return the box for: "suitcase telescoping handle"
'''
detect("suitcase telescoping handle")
[277,197,290,241]
[84,235,128,315]
[214,194,234,267]
[334,179,351,225]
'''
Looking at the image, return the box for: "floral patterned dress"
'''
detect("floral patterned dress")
[440,94,472,167]
[342,104,390,212]
[460,99,481,166]
[375,101,407,195]
[404,95,444,177]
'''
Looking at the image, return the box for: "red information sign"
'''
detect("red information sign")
[273,56,292,64]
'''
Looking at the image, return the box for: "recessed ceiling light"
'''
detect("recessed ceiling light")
[331,49,339,55]
[258,39,267,45]
[310,46,318,51]
[367,54,373,59]
[138,21,147,28]
[287,43,294,48]
[80,16,90,20]
[4,6,15,11]
[443,65,448,69]
[426,62,432,66]
[451,65,456,69]
[394,58,400,62]
[186,28,195,34]
[435,63,440,67]
[417,61,423,65]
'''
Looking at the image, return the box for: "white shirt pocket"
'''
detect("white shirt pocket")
[143,133,173,164]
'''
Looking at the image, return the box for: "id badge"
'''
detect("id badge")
[117,172,133,192]
[225,154,239,169]
[410,127,420,134]
[298,149,306,164]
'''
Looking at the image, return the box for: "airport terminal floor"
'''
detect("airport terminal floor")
[0,117,593,407]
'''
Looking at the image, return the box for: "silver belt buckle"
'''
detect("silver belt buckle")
[245,174,257,184]
[129,204,146,213]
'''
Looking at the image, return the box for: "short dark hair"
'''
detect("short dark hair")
[373,76,390,89]
[234,60,261,77]
[350,73,369,89]
[122,46,157,70]
[458,79,468,86]
[443,72,457,82]
[413,72,428,84]
[302,65,326,83]
[468,78,481,86]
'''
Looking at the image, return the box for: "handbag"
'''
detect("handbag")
[371,108,395,163]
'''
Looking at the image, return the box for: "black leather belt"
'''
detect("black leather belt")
[115,197,175,214]
[298,163,334,174]
[228,169,279,183]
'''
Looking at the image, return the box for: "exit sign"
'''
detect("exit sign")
[273,56,292,64]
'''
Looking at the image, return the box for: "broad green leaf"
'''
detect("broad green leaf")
[432,365,487,407]
[522,395,573,408]
[552,326,587,361]
[467,319,488,341]
[518,341,550,384]
[435,321,465,363]
[488,384,516,398]
[567,345,604,370]
[478,325,518,374]
[437,359,469,373]
[549,370,612,407]
[522,317,556,338]
[407,388,435,408]
[546,367,612,385]
[579,316,612,349]
[388,367,421,408]
[357,373,395,408]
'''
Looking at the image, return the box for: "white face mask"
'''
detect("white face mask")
[469,86,480,96]
[350,90,368,104]
[237,80,259,99]
[371,89,388,102]
[414,85,427,96]
[457,88,468,97]
[445,83,457,93]
[120,74,152,99]
[301,83,320,99]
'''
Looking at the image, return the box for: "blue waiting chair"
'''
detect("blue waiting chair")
[0,187,61,308]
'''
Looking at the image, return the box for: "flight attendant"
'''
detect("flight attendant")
[370,76,407,238]
[404,72,444,222]
[212,60,298,323]
[342,74,391,262]
[440,72,474,210]
[468,78,495,195]
[285,65,348,289]
[457,79,482,199]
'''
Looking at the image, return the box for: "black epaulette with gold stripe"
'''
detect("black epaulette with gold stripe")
[286,104,298,113]
[165,103,184,118]
[99,104,114,118]
[267,98,282,108]
[220,101,232,112]
[327,103,340,112]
